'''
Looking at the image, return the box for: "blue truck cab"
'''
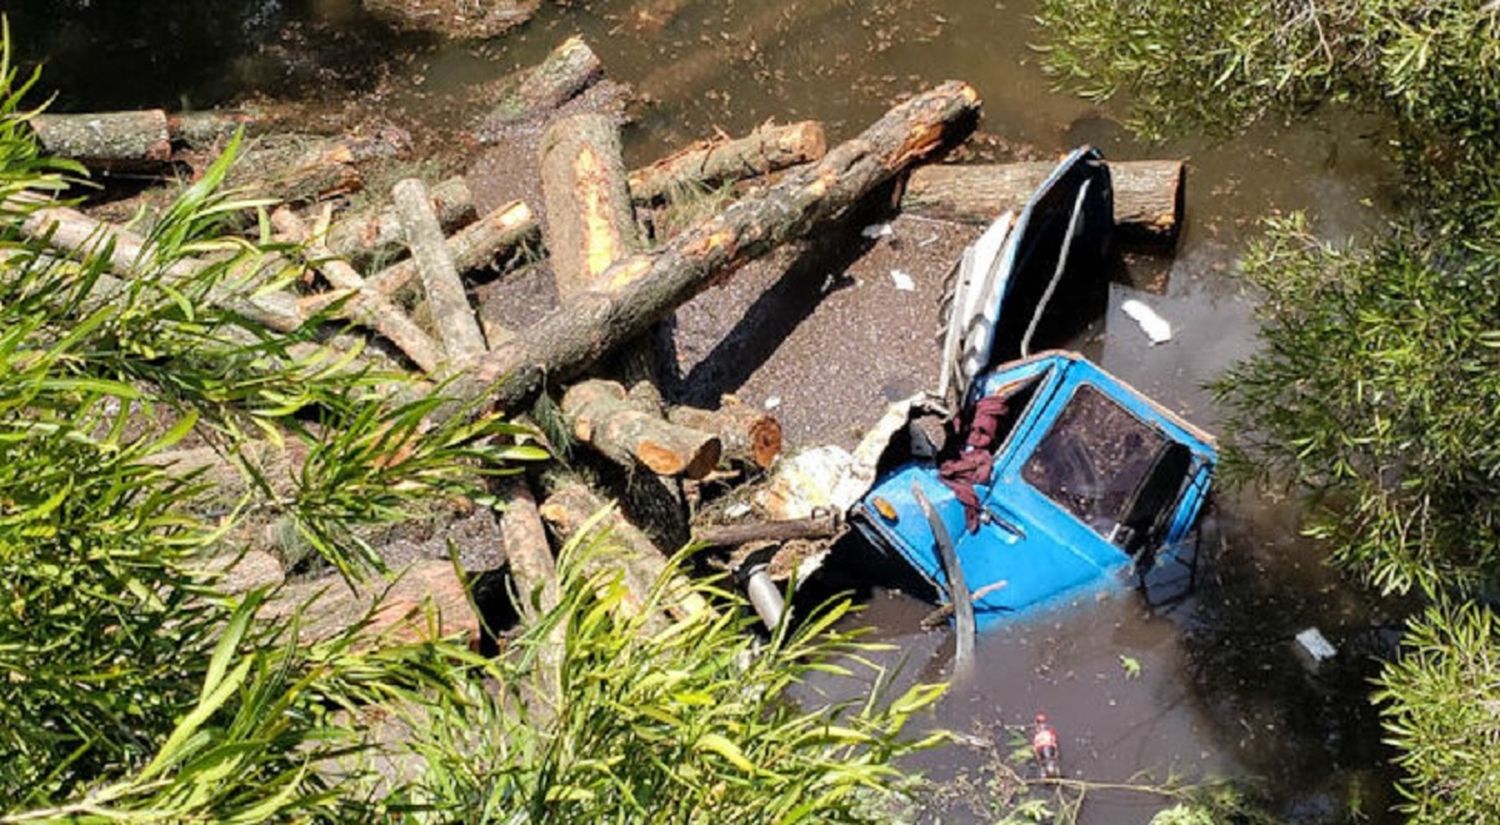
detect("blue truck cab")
[855,351,1216,624]
[851,148,1218,627]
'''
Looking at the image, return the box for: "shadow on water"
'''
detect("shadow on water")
[11,0,1412,820]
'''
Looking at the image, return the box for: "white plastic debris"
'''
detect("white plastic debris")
[861,222,894,239]
[1293,627,1338,673]
[890,269,916,292]
[763,395,782,410]
[723,501,752,519]
[1121,298,1172,344]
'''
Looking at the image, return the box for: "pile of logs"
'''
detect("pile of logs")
[17,34,1187,667]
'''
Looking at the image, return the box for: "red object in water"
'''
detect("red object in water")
[1032,713,1061,778]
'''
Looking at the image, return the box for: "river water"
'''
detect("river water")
[15,0,1408,820]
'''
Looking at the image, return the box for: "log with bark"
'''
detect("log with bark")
[324,175,477,269]
[167,110,263,150]
[562,379,721,479]
[667,397,782,470]
[361,0,539,39]
[902,159,1185,242]
[540,113,639,298]
[447,81,982,416]
[537,474,709,624]
[628,120,828,204]
[692,509,838,547]
[392,178,487,367]
[474,36,604,139]
[30,110,172,169]
[268,559,480,646]
[227,134,367,204]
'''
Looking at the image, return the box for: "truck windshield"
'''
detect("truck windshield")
[1020,383,1169,538]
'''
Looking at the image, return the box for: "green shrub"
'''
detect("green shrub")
[1372,601,1500,823]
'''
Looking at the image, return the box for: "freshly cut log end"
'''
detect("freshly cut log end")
[902,159,1185,243]
[668,399,782,469]
[31,110,172,168]
[628,120,829,203]
[562,379,722,479]
[475,36,604,138]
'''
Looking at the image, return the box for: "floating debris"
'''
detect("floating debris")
[1121,298,1172,344]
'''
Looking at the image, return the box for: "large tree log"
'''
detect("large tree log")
[667,397,782,470]
[392,178,487,366]
[537,475,709,624]
[562,380,721,479]
[540,113,639,298]
[447,81,982,415]
[30,110,172,168]
[268,560,479,646]
[474,36,603,139]
[324,176,476,270]
[628,121,828,204]
[902,159,1185,242]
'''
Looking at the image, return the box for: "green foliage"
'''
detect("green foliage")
[392,525,947,823]
[1033,0,1500,203]
[1372,601,1500,823]
[1210,215,1500,597]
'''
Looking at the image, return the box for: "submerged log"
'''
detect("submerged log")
[540,113,639,297]
[902,159,1185,242]
[537,475,709,624]
[30,110,172,168]
[324,176,476,269]
[667,398,782,470]
[449,81,982,415]
[362,0,538,39]
[475,36,603,138]
[392,178,487,366]
[628,120,828,203]
[562,379,721,478]
[628,0,694,31]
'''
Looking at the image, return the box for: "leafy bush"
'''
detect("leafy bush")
[1372,601,1500,823]
[1210,216,1500,597]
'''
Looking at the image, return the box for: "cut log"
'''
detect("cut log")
[537,474,709,624]
[628,120,828,204]
[30,110,172,168]
[667,398,782,469]
[20,204,305,332]
[324,175,477,269]
[166,110,261,149]
[268,560,479,646]
[693,510,837,547]
[274,206,445,374]
[392,178,487,367]
[539,113,638,298]
[474,36,604,139]
[902,159,1185,242]
[448,81,982,415]
[562,379,721,479]
[499,475,564,709]
[301,199,537,327]
[362,0,538,39]
[228,134,371,205]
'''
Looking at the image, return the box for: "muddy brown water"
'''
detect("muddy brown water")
[17,0,1409,820]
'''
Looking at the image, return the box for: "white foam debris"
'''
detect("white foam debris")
[861,222,894,239]
[764,395,782,410]
[1121,298,1172,344]
[1293,627,1338,672]
[890,269,916,292]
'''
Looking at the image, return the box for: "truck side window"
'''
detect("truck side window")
[1020,384,1169,538]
